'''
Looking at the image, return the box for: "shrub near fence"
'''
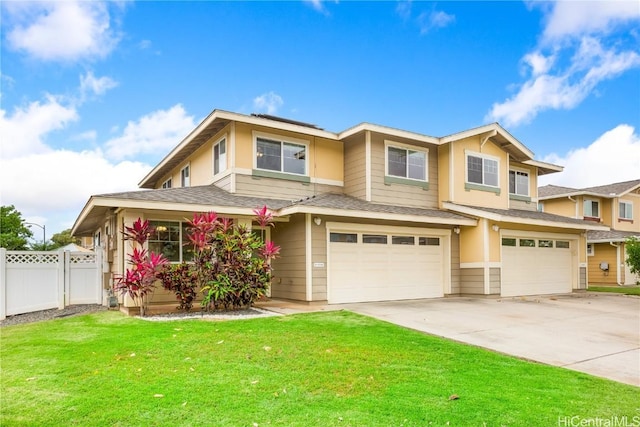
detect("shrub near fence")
[0,248,103,320]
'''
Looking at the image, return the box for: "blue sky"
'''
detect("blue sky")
[1,0,639,240]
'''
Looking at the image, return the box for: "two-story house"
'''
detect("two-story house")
[539,180,640,286]
[72,110,607,312]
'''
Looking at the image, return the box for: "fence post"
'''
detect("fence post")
[0,248,6,320]
[57,250,65,310]
[96,248,104,305]
[64,250,71,307]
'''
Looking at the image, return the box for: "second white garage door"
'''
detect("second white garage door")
[328,226,447,304]
[501,235,574,297]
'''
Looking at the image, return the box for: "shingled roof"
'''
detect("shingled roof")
[539,179,640,199]
[586,229,640,243]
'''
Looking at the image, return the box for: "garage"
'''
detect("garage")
[327,224,449,304]
[501,234,575,297]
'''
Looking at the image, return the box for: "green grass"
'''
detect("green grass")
[588,285,640,296]
[1,311,638,427]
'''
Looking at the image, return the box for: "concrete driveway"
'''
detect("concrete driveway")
[340,293,640,386]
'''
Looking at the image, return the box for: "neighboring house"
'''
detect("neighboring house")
[72,110,608,312]
[539,180,640,285]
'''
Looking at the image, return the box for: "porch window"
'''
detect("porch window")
[386,145,427,181]
[213,138,227,176]
[256,137,306,175]
[509,170,529,196]
[466,154,499,187]
[148,221,193,263]
[619,201,633,220]
[583,199,599,218]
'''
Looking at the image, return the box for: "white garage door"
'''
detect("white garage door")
[328,228,446,304]
[501,236,573,297]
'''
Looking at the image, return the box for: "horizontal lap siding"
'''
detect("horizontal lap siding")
[588,243,618,285]
[460,268,484,294]
[271,215,306,300]
[489,268,500,294]
[213,174,232,192]
[235,174,341,200]
[343,139,366,200]
[509,199,537,211]
[311,219,327,301]
[370,134,438,209]
[450,233,461,294]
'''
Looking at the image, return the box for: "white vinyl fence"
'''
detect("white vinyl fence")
[0,248,103,320]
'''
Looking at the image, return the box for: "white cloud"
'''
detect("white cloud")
[304,0,337,15]
[3,1,120,62]
[396,0,412,20]
[0,96,78,159]
[80,71,118,99]
[104,105,196,161]
[253,92,284,115]
[487,2,640,127]
[417,10,455,34]
[0,149,150,231]
[542,1,640,42]
[539,124,640,188]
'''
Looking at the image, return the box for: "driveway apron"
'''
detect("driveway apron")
[341,293,640,387]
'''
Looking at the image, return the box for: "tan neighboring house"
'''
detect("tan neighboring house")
[539,180,640,286]
[72,110,608,312]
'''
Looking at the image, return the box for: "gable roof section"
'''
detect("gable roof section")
[539,179,640,200]
[139,110,340,189]
[72,185,292,236]
[442,202,609,231]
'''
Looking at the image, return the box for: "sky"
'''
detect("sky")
[1,0,639,241]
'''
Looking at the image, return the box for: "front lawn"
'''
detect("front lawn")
[588,285,640,296]
[1,311,638,426]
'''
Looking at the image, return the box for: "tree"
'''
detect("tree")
[0,205,33,250]
[48,229,80,250]
[625,237,640,283]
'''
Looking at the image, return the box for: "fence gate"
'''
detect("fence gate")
[0,249,103,320]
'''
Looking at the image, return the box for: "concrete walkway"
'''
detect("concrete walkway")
[260,293,640,386]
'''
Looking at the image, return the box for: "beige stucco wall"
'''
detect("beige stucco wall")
[542,198,579,218]
[614,194,640,232]
[459,222,486,264]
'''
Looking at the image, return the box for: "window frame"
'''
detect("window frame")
[253,132,309,177]
[508,168,530,197]
[465,151,500,189]
[180,164,190,187]
[384,141,429,183]
[161,178,172,189]
[147,220,194,263]
[586,243,594,256]
[583,199,600,219]
[213,136,227,176]
[619,200,633,221]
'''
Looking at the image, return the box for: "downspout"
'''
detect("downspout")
[568,196,578,218]
[610,242,622,285]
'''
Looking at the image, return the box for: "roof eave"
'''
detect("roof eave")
[338,123,440,145]
[442,202,610,231]
[279,205,478,226]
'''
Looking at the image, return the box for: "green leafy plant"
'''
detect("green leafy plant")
[113,219,167,316]
[156,263,199,311]
[625,236,640,284]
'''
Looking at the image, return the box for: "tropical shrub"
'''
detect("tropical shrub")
[156,263,199,311]
[113,219,168,316]
[626,237,640,283]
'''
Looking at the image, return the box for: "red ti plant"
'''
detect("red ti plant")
[114,219,167,316]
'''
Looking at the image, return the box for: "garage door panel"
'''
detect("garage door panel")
[502,237,573,297]
[329,228,445,304]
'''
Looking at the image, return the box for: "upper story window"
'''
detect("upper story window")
[509,169,529,196]
[255,137,306,175]
[162,178,172,189]
[466,153,499,187]
[213,138,227,176]
[583,199,599,218]
[386,144,428,181]
[181,165,190,187]
[619,200,633,220]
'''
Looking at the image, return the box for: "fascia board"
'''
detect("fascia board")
[278,204,477,226]
[440,123,535,159]
[442,202,610,232]
[338,123,440,145]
